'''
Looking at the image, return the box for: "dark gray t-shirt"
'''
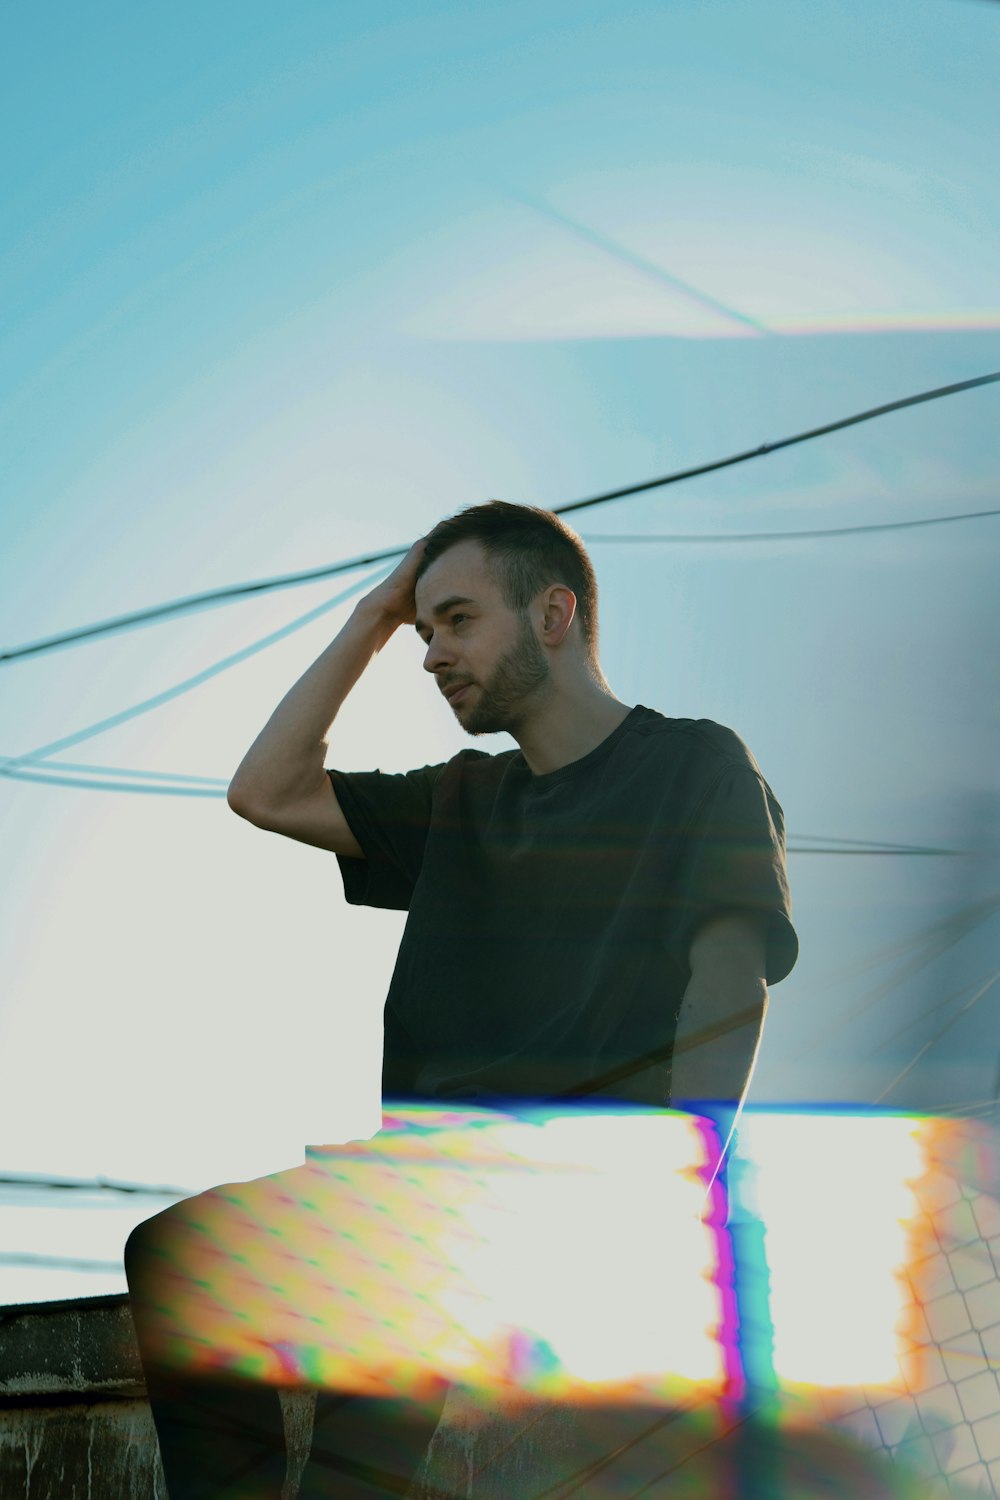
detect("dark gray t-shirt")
[329,706,796,1107]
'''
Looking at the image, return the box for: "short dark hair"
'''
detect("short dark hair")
[417,500,600,661]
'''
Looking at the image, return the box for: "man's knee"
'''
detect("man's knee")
[124,1169,299,1287]
[124,1198,188,1286]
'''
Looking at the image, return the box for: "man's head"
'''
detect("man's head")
[413,500,602,736]
[417,500,599,656]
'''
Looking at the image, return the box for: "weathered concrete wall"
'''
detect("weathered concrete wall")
[0,1399,164,1500]
[0,1295,160,1500]
[0,1294,144,1403]
[0,1294,323,1500]
[1,1294,992,1499]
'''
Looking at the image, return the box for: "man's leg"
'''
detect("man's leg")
[298,1388,449,1499]
[125,1155,453,1500]
[126,1193,291,1500]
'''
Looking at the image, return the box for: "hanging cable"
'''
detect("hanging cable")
[0,1172,191,1196]
[0,547,408,664]
[556,369,1000,515]
[0,1253,124,1273]
[3,370,997,665]
[0,759,227,787]
[0,766,225,796]
[873,967,1000,1104]
[5,566,387,771]
[581,505,1000,545]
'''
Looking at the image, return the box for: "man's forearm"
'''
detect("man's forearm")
[670,912,768,1111]
[228,540,426,818]
[227,600,397,813]
[669,968,767,1110]
[668,914,768,1195]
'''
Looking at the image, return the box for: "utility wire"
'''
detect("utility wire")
[507,188,770,338]
[0,548,409,664]
[791,833,966,852]
[0,765,226,796]
[530,1399,713,1500]
[4,567,386,771]
[0,748,975,855]
[0,1253,124,1273]
[790,894,1000,1062]
[556,370,1000,516]
[583,505,1000,545]
[2,374,997,816]
[0,1172,191,1196]
[870,967,1000,1052]
[3,370,997,665]
[786,844,963,856]
[604,1405,767,1500]
[3,756,227,792]
[873,966,1000,1104]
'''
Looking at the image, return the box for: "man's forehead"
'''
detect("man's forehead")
[414,539,498,612]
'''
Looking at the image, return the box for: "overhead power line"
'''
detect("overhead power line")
[2,370,997,818]
[0,756,226,792]
[0,764,226,796]
[507,187,771,338]
[0,756,228,796]
[3,369,997,665]
[791,833,965,852]
[0,749,977,858]
[4,760,228,787]
[584,506,1000,545]
[786,845,964,856]
[1,549,409,664]
[0,1253,124,1273]
[788,894,1000,1063]
[555,369,1000,516]
[874,967,1000,1104]
[784,833,970,855]
[2,568,386,785]
[0,1172,191,1196]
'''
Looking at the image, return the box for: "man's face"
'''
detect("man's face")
[414,539,549,735]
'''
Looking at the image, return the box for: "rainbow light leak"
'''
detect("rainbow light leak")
[135,1105,1000,1487]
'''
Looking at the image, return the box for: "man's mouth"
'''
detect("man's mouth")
[443,681,473,705]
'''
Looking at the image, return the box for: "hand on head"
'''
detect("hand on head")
[366,537,427,628]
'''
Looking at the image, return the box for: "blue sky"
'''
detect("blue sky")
[1,0,998,1303]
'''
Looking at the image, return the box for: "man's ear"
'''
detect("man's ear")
[539,585,577,647]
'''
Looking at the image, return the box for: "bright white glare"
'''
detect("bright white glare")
[151,1109,723,1400]
[739,1113,923,1388]
[431,1111,722,1391]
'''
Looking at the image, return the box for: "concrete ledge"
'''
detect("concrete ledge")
[0,1295,323,1499]
[0,1294,143,1402]
[0,1296,164,1499]
[2,1295,990,1499]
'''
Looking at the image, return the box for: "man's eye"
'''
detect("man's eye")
[451,613,468,627]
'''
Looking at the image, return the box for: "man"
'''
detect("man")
[126,501,796,1498]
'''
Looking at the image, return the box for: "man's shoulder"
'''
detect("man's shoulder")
[625,707,762,776]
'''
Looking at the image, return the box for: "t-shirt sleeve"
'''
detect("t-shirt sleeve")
[674,766,798,984]
[327,763,446,911]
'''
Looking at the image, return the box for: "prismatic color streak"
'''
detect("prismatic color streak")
[138,1105,1000,1494]
[741,1110,1000,1498]
[140,1105,724,1404]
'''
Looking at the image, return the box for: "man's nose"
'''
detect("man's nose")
[422,633,455,673]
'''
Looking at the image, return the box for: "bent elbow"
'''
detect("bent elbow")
[227,777,263,824]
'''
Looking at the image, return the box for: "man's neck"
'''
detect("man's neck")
[514,683,633,776]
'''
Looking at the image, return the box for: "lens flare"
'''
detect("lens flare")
[130,1105,1000,1494]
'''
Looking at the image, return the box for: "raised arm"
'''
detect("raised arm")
[226,539,426,854]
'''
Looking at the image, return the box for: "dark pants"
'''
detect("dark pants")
[124,1157,451,1500]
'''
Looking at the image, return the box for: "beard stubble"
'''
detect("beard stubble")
[457,615,550,736]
